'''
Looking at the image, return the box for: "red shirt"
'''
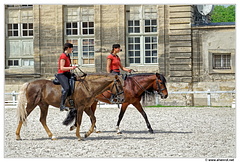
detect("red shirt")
[107,54,121,72]
[58,53,71,73]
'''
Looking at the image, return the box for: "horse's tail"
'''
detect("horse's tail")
[16,82,29,125]
[62,108,77,126]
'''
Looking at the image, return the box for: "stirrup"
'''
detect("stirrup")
[60,106,69,111]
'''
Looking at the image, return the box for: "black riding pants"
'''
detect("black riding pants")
[56,72,71,94]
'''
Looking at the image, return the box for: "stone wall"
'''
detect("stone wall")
[4,5,235,106]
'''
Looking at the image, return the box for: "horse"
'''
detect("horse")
[15,73,124,141]
[64,73,168,134]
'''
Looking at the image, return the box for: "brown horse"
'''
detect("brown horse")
[15,73,124,141]
[65,73,168,134]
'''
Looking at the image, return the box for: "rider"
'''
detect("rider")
[56,43,77,111]
[106,44,132,75]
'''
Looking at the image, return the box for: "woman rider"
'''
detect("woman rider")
[56,43,77,111]
[106,44,132,75]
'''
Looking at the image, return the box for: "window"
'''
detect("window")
[126,5,158,65]
[209,50,235,74]
[22,23,33,36]
[66,22,78,35]
[82,39,94,64]
[5,7,34,68]
[213,54,231,69]
[7,24,19,36]
[82,22,94,35]
[64,6,95,66]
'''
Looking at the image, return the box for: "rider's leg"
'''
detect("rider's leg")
[57,73,70,111]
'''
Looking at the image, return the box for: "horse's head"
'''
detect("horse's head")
[108,75,125,103]
[153,73,168,99]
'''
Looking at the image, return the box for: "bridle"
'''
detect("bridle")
[131,75,167,96]
[156,77,167,94]
[101,78,125,104]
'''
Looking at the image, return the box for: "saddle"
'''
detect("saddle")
[53,74,76,96]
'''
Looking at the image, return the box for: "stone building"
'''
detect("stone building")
[4,5,235,106]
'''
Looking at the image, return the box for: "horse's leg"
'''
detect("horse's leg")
[39,104,56,140]
[116,102,129,134]
[84,107,96,138]
[90,101,100,133]
[76,108,84,141]
[132,101,153,133]
[16,103,36,140]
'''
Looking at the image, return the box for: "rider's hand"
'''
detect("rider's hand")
[128,69,132,73]
[72,66,77,70]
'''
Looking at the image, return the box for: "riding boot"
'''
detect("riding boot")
[60,90,70,111]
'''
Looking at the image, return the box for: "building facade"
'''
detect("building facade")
[5,5,235,106]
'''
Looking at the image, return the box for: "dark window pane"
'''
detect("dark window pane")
[66,23,71,28]
[73,22,78,28]
[14,60,19,65]
[83,22,88,28]
[66,29,71,35]
[129,58,134,63]
[72,29,78,35]
[152,50,157,56]
[29,30,33,36]
[145,51,151,56]
[145,20,150,25]
[135,37,140,43]
[128,20,133,26]
[129,51,134,56]
[14,31,18,36]
[89,29,94,34]
[135,27,140,33]
[83,29,88,34]
[145,57,151,63]
[145,27,150,32]
[13,24,18,29]
[128,37,134,43]
[8,24,12,29]
[145,37,150,43]
[145,44,150,49]
[135,51,140,56]
[152,20,157,25]
[135,20,140,26]
[135,44,140,50]
[89,22,94,27]
[128,27,133,33]
[23,30,27,36]
[8,60,13,66]
[135,58,140,63]
[23,23,28,29]
[29,23,33,29]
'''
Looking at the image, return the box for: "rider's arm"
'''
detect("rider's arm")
[59,59,76,71]
[119,62,131,73]
[106,58,111,73]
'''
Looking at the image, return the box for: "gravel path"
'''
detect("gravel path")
[4,106,235,158]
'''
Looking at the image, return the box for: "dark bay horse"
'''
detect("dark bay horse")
[65,73,168,134]
[16,74,124,141]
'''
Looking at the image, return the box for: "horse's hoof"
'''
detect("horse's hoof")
[117,131,122,134]
[70,126,76,131]
[149,129,154,134]
[16,136,22,140]
[51,136,57,140]
[78,137,84,141]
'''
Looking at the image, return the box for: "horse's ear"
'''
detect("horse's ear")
[156,73,160,79]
